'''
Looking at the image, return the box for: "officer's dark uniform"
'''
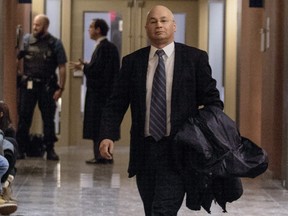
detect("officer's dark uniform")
[17,33,67,160]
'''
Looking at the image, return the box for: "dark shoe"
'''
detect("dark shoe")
[107,159,114,164]
[85,158,113,164]
[46,149,60,161]
[85,158,97,164]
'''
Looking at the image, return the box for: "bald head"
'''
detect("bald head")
[146,5,175,25]
[34,14,50,27]
[33,14,50,38]
[145,5,176,48]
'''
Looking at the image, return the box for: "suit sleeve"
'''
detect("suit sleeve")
[99,56,131,141]
[196,51,224,109]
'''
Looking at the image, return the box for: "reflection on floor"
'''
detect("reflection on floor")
[11,143,288,216]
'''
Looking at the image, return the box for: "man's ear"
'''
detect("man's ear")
[0,112,3,118]
[96,27,101,35]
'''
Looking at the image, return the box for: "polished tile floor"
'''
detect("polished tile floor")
[10,143,288,216]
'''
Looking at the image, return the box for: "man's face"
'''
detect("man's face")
[88,21,98,40]
[145,6,176,47]
[32,17,47,38]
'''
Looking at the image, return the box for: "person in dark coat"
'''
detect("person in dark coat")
[70,19,120,164]
[98,5,223,216]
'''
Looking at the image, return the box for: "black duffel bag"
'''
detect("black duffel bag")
[175,106,268,178]
[26,134,46,157]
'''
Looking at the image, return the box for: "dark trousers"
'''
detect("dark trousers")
[93,138,101,159]
[17,82,57,152]
[136,137,185,216]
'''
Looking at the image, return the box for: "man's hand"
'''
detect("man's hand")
[99,139,114,160]
[53,89,63,101]
[69,59,85,71]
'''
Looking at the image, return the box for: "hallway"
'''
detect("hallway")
[11,143,288,216]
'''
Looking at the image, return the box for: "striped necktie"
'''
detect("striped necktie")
[149,49,166,141]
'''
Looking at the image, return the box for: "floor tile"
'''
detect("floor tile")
[9,144,288,216]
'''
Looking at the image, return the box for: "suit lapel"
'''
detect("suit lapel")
[90,39,107,61]
[171,43,183,132]
[171,43,183,101]
[90,45,99,61]
[138,47,150,124]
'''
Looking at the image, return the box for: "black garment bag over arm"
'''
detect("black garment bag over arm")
[186,107,268,178]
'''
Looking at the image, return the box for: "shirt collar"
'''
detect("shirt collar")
[149,42,175,59]
[95,36,107,45]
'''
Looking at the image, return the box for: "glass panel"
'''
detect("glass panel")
[208,0,225,102]
[46,0,61,134]
[46,0,61,38]
[174,13,186,44]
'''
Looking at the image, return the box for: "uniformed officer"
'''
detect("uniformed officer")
[16,14,67,160]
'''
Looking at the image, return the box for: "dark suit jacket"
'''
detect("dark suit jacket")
[83,39,120,140]
[99,42,223,177]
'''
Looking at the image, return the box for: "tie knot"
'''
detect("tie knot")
[156,49,165,58]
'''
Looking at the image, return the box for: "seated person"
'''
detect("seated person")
[0,101,18,203]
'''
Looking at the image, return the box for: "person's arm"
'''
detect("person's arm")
[53,63,66,101]
[196,50,224,109]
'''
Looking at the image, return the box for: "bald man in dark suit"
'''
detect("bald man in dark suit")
[99,5,223,216]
